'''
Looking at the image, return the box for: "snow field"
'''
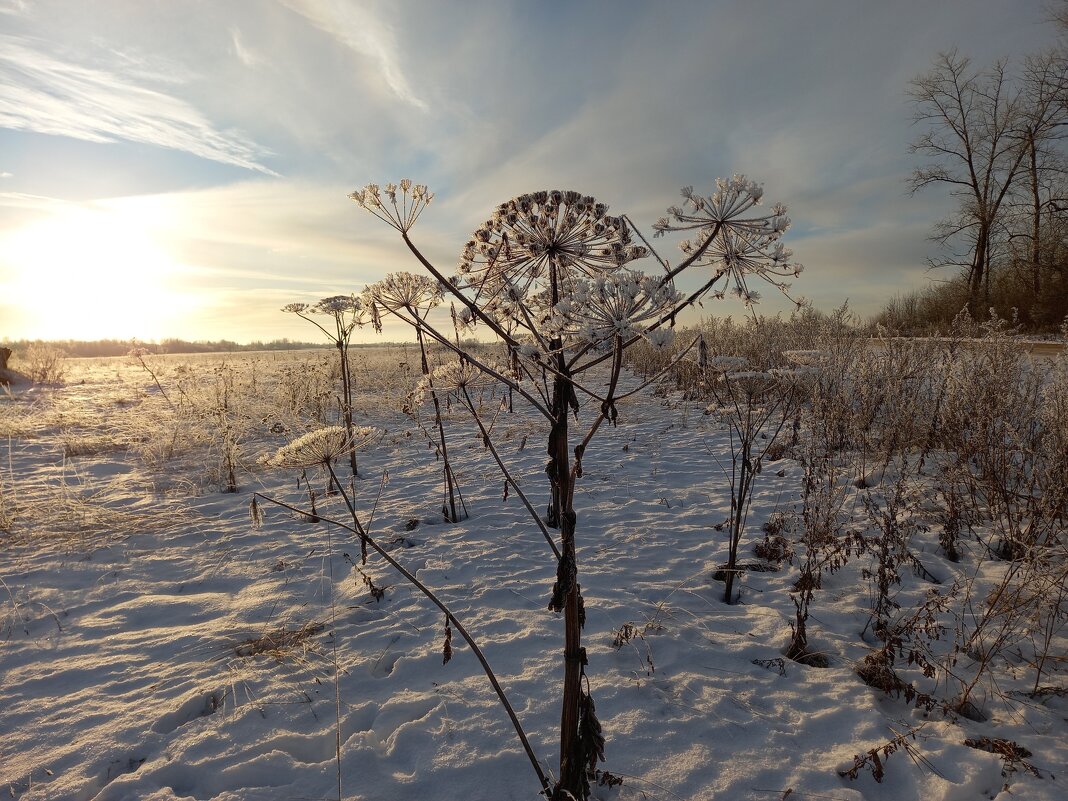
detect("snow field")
[1,346,1065,801]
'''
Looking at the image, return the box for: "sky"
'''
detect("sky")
[0,0,1061,344]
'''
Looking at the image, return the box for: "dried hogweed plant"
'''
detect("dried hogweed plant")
[281,295,368,478]
[366,272,467,522]
[350,176,802,800]
[698,355,804,605]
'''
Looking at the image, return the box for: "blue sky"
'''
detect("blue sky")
[0,0,1060,342]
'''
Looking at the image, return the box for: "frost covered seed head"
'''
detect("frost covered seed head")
[655,176,804,308]
[548,271,682,349]
[350,179,433,232]
[431,360,493,391]
[455,190,647,326]
[315,295,362,315]
[265,426,380,468]
[369,272,443,313]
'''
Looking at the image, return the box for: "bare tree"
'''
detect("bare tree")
[909,50,1029,314]
[1011,51,1068,296]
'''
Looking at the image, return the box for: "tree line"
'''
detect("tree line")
[0,337,325,359]
[880,3,1068,332]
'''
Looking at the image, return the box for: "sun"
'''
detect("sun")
[1,203,191,341]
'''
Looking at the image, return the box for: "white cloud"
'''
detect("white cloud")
[0,171,11,178]
[0,0,29,16]
[280,0,427,111]
[0,34,277,175]
[230,27,261,68]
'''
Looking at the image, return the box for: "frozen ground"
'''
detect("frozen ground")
[1,350,1065,801]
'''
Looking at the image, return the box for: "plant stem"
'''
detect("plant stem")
[255,488,551,794]
[463,387,561,560]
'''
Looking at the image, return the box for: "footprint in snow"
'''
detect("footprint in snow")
[151,688,227,734]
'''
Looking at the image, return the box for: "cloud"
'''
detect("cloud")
[0,0,29,16]
[0,34,277,175]
[229,27,261,68]
[280,0,427,110]
[0,171,11,178]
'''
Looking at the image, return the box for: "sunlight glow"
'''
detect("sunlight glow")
[1,203,195,341]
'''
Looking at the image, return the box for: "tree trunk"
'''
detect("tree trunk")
[1028,132,1042,295]
[968,224,991,317]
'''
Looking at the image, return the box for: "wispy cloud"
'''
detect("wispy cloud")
[229,27,261,68]
[0,34,277,175]
[0,0,30,16]
[280,0,427,111]
[0,171,11,178]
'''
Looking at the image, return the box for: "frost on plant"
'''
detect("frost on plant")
[264,425,380,469]
[281,294,369,477]
[548,272,682,350]
[350,175,802,801]
[455,190,649,330]
[365,271,467,522]
[349,180,433,233]
[654,175,805,308]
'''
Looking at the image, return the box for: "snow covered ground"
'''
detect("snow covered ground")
[1,348,1065,801]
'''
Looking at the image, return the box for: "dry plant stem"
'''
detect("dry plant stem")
[333,334,359,479]
[294,308,361,477]
[713,376,794,605]
[415,325,465,522]
[540,255,588,798]
[568,339,624,496]
[254,491,551,794]
[392,305,553,422]
[462,387,561,560]
[0,575,27,629]
[612,336,701,403]
[133,355,175,411]
[552,362,584,797]
[401,233,521,349]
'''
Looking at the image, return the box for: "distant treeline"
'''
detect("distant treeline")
[0,338,331,358]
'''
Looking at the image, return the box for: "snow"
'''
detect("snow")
[1,349,1064,801]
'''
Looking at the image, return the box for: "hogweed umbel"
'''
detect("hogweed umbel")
[349,180,433,233]
[653,175,804,308]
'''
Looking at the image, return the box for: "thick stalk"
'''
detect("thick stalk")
[338,340,359,477]
[546,258,586,799]
[555,387,583,798]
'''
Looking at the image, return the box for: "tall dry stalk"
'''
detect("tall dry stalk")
[350,177,803,799]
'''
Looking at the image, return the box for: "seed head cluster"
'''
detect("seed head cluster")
[549,271,682,350]
[654,175,804,307]
[455,190,648,317]
[350,180,433,233]
[265,425,380,469]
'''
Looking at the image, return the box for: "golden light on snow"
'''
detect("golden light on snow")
[1,203,196,340]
